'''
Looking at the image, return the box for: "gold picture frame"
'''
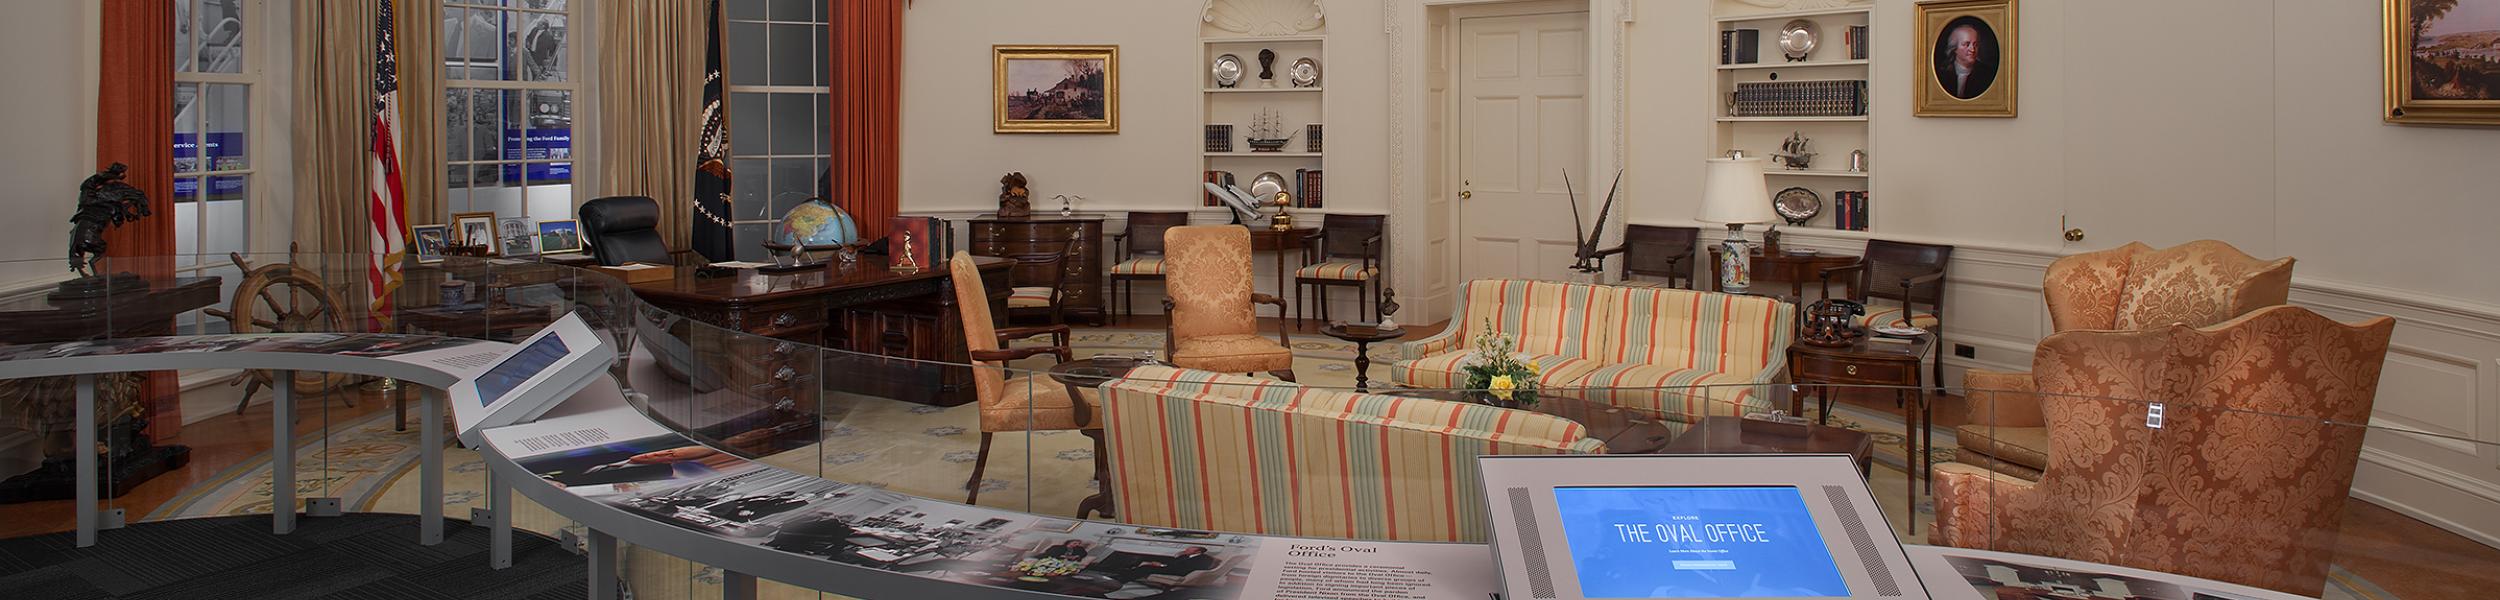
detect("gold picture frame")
[2385,0,2500,125]
[452,211,502,256]
[993,45,1119,133]
[1913,0,2019,117]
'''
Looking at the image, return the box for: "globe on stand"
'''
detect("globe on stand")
[763,198,862,266]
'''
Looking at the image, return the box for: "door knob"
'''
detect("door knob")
[2064,228,2085,242]
[1458,180,1471,200]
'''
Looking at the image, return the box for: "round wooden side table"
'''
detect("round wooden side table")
[1319,324,1407,391]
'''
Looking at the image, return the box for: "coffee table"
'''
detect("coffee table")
[1661,416,1874,476]
[1383,390,1676,454]
[1318,324,1407,391]
[1046,356,1152,520]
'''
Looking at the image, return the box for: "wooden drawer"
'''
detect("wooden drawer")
[1790,353,1915,385]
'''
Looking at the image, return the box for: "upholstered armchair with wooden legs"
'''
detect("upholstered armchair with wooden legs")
[1955,239,2293,479]
[946,252,1101,507]
[1160,225,1297,381]
[1932,305,2392,597]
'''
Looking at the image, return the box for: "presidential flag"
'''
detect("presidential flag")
[368,0,409,329]
[691,0,736,261]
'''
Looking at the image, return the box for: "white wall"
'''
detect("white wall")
[0,1,102,290]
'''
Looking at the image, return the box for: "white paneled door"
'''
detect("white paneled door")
[1457,10,1587,283]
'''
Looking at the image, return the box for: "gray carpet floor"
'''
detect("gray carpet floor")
[0,514,587,600]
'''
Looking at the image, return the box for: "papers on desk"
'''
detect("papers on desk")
[608,263,666,270]
[708,261,771,269]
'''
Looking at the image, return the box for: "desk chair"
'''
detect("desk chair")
[1293,214,1385,326]
[1108,211,1188,323]
[1591,224,1699,288]
[579,195,684,266]
[1161,226,1296,381]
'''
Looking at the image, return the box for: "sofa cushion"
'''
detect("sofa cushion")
[1390,351,1600,390]
[1856,298,1940,330]
[1171,334,1295,374]
[1295,261,1376,281]
[1447,279,1616,361]
[1594,286,1792,379]
[1007,286,1055,308]
[1951,423,2049,475]
[1109,257,1166,275]
[1559,363,1773,418]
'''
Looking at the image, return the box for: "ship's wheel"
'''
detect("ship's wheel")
[204,244,356,415]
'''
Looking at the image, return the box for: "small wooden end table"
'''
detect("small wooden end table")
[1661,416,1874,476]
[1707,246,1860,299]
[1787,332,1933,532]
[1319,324,1407,391]
[1046,356,1150,520]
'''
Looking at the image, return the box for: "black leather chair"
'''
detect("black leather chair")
[579,196,675,266]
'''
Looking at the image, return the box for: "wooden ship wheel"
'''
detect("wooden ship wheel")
[204,244,357,414]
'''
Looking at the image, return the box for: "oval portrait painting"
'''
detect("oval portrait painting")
[1931,15,2000,100]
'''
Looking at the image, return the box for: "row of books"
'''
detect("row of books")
[1832,190,1870,231]
[1200,170,1326,208]
[1845,25,1869,60]
[1718,29,1761,64]
[1731,80,1868,117]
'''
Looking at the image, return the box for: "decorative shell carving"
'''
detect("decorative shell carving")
[1202,0,1324,36]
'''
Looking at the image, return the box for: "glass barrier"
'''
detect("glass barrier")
[5,254,2497,599]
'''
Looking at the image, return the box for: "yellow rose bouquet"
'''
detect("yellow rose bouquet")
[1461,319,1541,405]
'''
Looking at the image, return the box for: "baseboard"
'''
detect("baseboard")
[2352,446,2500,549]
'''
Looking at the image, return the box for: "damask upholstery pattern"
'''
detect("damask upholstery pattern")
[1100,365,1605,542]
[1392,279,1793,420]
[1930,306,2392,597]
[950,252,1100,433]
[1960,240,2294,478]
[1163,226,1294,375]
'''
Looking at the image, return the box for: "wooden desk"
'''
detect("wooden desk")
[1707,246,1859,299]
[626,256,1012,407]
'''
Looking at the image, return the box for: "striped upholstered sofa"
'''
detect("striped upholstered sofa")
[1391,279,1796,419]
[1098,365,1606,542]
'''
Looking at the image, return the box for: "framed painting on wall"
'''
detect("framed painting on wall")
[2387,0,2500,125]
[1913,0,2019,117]
[993,45,1119,133]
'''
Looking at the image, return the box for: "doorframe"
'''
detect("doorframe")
[1390,0,1626,324]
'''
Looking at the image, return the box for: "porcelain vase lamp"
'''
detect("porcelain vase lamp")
[1697,157,1775,294]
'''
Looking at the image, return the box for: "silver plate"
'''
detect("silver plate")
[1289,57,1320,87]
[1773,186,1821,225]
[1213,54,1244,87]
[1779,19,1817,60]
[1250,171,1290,200]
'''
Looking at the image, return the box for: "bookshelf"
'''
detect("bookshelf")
[1201,14,1327,211]
[1714,1,1875,232]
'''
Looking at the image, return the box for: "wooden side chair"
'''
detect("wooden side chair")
[946,252,1100,507]
[1819,239,1955,390]
[1293,214,1385,326]
[1107,211,1188,323]
[1162,226,1297,381]
[1002,235,1080,327]
[1590,224,1699,288]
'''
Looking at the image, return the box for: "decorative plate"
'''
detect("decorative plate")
[1873,325,1928,338]
[1289,57,1320,87]
[1773,186,1821,225]
[1779,19,1818,61]
[1250,171,1290,199]
[1213,54,1244,88]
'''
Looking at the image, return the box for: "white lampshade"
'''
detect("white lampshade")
[1696,157,1777,225]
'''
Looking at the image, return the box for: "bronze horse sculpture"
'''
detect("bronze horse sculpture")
[69,163,152,278]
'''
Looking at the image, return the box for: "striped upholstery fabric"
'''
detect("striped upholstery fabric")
[1855,298,1940,330]
[1109,257,1166,275]
[1101,366,1606,542]
[1294,261,1376,281]
[1007,286,1054,308]
[1394,280,1794,420]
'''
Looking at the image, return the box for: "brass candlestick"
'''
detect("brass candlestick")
[1269,191,1295,231]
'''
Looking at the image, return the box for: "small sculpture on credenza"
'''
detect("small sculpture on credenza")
[1376,287,1401,331]
[57,162,155,300]
[1772,131,1816,170]
[997,172,1033,218]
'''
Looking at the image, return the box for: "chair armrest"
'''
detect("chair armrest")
[1818,261,1866,299]
[970,345,1070,364]
[1899,270,1946,291]
[1930,462,2039,550]
[1110,232,1130,260]
[1589,245,1628,258]
[1162,298,1178,359]
[1252,293,1290,346]
[1398,322,1465,362]
[1251,293,1287,307]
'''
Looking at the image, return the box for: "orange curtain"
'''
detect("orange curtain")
[96,0,179,437]
[829,0,903,241]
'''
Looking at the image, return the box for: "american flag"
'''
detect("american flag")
[367,0,408,329]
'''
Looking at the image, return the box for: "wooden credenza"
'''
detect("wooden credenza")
[967,213,1106,325]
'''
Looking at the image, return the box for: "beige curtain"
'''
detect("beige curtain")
[396,0,445,226]
[593,0,708,252]
[289,0,376,256]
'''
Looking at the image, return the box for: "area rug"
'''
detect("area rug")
[144,410,422,521]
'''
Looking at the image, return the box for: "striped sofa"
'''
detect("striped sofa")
[1099,365,1606,542]
[1392,279,1796,419]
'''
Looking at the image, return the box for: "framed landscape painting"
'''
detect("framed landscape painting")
[993,45,1118,133]
[2388,0,2500,125]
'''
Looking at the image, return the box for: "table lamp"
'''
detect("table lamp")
[1697,156,1775,294]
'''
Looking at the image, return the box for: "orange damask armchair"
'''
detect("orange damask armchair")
[947,252,1100,507]
[1931,305,2392,597]
[1160,225,1297,381]
[1956,240,2293,478]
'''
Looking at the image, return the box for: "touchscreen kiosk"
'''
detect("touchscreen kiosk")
[1479,454,1927,600]
[449,311,616,438]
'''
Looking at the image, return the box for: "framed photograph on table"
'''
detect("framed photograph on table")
[2386,0,2500,125]
[538,220,583,255]
[993,45,1119,133]
[1913,0,2018,117]
[498,216,538,257]
[453,211,501,256]
[411,225,449,264]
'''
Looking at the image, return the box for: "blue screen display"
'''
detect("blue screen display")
[473,334,570,407]
[1554,486,1850,598]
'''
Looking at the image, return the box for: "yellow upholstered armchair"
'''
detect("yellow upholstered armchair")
[1931,305,2392,597]
[947,252,1100,506]
[1160,225,1296,381]
[1956,240,2293,479]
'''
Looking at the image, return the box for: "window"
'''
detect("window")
[725,0,828,261]
[442,0,575,232]
[173,0,261,334]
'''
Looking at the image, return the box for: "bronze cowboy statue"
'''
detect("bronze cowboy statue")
[69,163,153,278]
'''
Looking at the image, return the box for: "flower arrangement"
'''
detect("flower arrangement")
[1011,557,1083,579]
[1460,319,1541,405]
